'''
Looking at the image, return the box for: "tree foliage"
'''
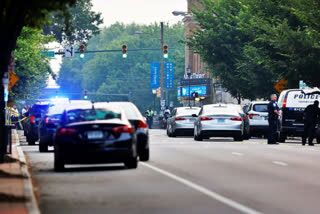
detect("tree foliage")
[58,23,185,112]
[10,27,54,100]
[186,0,320,101]
[43,0,103,44]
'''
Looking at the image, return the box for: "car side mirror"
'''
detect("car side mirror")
[192,114,198,117]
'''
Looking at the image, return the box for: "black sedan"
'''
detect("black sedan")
[53,102,138,171]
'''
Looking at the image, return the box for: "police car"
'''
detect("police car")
[278,88,320,142]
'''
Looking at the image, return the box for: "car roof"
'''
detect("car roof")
[65,102,121,114]
[104,102,143,119]
[176,107,200,110]
[250,101,269,104]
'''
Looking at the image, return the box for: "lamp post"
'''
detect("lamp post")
[152,89,156,111]
[187,66,191,108]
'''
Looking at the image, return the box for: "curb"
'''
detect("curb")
[14,130,41,214]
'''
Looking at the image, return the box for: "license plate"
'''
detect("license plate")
[252,116,261,120]
[218,119,225,123]
[87,131,104,140]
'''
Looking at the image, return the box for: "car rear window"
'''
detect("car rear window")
[253,104,268,112]
[66,109,121,123]
[204,107,237,115]
[177,108,200,116]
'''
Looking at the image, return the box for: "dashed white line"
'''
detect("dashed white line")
[141,162,263,214]
[272,161,288,166]
[232,152,244,156]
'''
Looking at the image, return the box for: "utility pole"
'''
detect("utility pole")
[160,22,164,107]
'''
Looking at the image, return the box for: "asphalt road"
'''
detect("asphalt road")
[19,130,320,214]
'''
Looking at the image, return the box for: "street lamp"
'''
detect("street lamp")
[172,11,188,16]
[152,89,157,111]
[187,66,191,108]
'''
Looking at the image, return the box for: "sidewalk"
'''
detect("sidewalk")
[0,129,40,214]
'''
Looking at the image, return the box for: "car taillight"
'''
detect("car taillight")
[175,117,185,121]
[56,128,78,136]
[243,114,247,120]
[230,117,242,121]
[45,116,59,124]
[282,98,287,108]
[200,116,212,121]
[30,116,36,124]
[248,114,260,119]
[137,120,148,129]
[112,125,133,134]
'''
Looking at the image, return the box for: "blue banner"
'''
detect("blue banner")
[150,62,159,89]
[165,62,174,89]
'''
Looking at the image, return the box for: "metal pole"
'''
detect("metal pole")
[189,76,191,107]
[160,22,164,104]
[154,94,156,111]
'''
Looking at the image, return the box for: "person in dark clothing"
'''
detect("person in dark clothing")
[268,94,280,144]
[302,100,320,146]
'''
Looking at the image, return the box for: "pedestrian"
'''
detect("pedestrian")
[145,107,154,129]
[267,94,280,144]
[302,100,320,146]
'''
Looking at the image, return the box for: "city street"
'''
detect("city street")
[20,130,320,214]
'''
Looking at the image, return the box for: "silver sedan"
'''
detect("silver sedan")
[167,107,200,137]
[194,104,244,141]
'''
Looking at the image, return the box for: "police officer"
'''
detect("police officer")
[268,94,280,144]
[145,107,154,129]
[302,100,320,146]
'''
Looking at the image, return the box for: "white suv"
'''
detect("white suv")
[246,101,269,137]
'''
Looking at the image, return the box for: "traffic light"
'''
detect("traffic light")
[122,44,127,58]
[156,88,161,98]
[84,89,88,99]
[80,44,85,58]
[163,44,168,58]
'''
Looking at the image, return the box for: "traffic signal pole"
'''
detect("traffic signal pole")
[160,22,164,104]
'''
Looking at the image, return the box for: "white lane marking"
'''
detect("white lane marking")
[272,161,288,166]
[141,162,263,214]
[232,152,244,156]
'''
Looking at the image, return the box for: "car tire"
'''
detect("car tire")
[124,156,138,169]
[139,149,150,161]
[234,136,243,141]
[278,133,286,143]
[54,156,65,172]
[39,143,48,152]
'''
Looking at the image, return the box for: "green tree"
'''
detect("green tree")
[11,27,55,101]
[58,23,185,112]
[43,0,103,44]
[0,0,76,161]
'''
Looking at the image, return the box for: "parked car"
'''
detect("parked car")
[194,104,244,141]
[108,102,150,161]
[53,102,138,171]
[245,101,269,138]
[166,107,200,137]
[278,88,320,142]
[23,101,50,145]
[38,99,90,152]
[228,104,251,140]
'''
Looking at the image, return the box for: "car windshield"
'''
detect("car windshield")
[67,109,121,123]
[253,104,268,112]
[177,108,200,116]
[204,106,237,115]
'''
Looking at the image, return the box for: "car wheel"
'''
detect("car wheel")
[278,133,286,143]
[124,156,138,169]
[234,136,243,141]
[54,156,65,172]
[139,149,150,161]
[39,143,48,152]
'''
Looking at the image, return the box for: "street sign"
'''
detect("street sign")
[165,62,174,89]
[65,46,75,58]
[150,62,160,89]
[274,78,288,93]
[40,51,55,57]
[160,100,165,107]
[8,71,19,90]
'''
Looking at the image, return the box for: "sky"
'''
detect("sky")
[48,0,187,88]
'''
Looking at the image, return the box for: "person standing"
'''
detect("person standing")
[268,94,280,144]
[302,100,320,146]
[145,107,154,129]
